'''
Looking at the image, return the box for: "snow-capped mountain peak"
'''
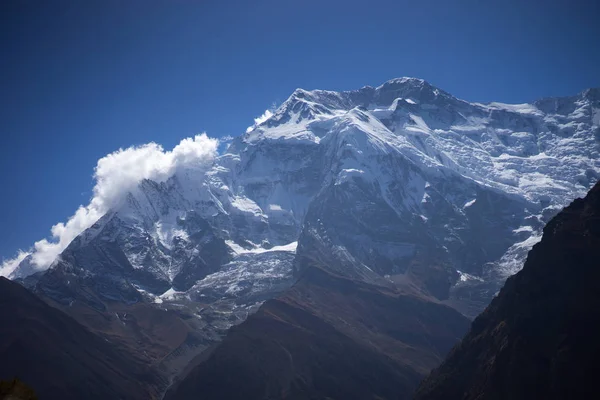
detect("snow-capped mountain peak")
[6,78,600,317]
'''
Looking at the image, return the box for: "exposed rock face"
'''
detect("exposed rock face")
[18,177,297,382]
[414,181,600,400]
[0,277,163,400]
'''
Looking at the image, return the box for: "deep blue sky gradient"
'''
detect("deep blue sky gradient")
[1,0,599,259]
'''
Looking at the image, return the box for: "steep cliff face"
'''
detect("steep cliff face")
[0,277,164,400]
[414,181,600,400]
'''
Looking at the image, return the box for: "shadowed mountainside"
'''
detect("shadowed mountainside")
[414,181,600,400]
[0,277,164,400]
[167,266,469,400]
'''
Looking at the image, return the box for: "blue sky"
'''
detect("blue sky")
[1,0,599,260]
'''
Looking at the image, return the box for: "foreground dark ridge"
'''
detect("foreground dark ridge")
[166,265,469,400]
[0,277,164,400]
[414,181,600,400]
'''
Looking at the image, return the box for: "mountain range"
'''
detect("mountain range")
[2,77,599,398]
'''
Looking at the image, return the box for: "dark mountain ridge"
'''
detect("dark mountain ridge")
[0,277,164,400]
[166,265,470,400]
[414,181,600,400]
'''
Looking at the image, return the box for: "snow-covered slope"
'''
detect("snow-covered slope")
[10,78,600,317]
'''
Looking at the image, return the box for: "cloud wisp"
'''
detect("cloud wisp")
[246,109,274,133]
[0,134,219,277]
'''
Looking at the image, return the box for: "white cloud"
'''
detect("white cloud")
[246,109,274,133]
[0,133,219,277]
[219,135,234,142]
[0,250,29,278]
